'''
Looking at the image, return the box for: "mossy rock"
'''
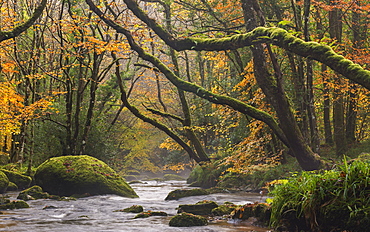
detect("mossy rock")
[34,155,138,198]
[165,188,209,200]
[177,200,218,215]
[163,174,185,181]
[0,200,29,210]
[0,169,32,190]
[134,212,151,219]
[17,185,50,201]
[169,213,208,227]
[211,203,238,216]
[119,205,144,213]
[148,211,168,216]
[128,180,144,184]
[133,210,168,219]
[6,182,18,191]
[0,171,9,194]
[231,203,271,225]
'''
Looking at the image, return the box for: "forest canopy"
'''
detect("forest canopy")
[1,0,369,174]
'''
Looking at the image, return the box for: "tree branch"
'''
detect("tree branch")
[121,0,370,90]
[145,107,185,123]
[85,0,290,147]
[0,0,47,42]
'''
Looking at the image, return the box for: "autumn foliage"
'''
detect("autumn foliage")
[0,0,370,175]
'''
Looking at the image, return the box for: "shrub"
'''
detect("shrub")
[270,159,370,232]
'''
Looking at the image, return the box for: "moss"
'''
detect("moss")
[128,180,143,184]
[133,211,168,218]
[0,171,9,193]
[211,203,238,216]
[231,203,271,225]
[148,211,168,216]
[133,212,151,219]
[177,200,218,215]
[0,200,29,210]
[169,213,208,227]
[119,205,144,213]
[0,169,32,190]
[17,185,49,201]
[165,188,209,200]
[34,155,138,198]
[184,26,370,90]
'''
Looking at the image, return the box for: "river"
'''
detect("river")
[0,180,272,231]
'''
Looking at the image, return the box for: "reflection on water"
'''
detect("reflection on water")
[0,181,271,231]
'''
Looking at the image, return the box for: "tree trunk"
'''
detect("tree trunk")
[241,0,322,170]
[329,0,347,156]
[322,65,334,145]
[165,2,209,162]
[345,1,364,144]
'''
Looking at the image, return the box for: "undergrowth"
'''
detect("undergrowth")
[270,157,370,231]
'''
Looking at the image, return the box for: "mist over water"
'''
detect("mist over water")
[0,181,270,232]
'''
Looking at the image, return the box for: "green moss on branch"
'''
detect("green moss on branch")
[0,0,47,42]
[183,27,370,90]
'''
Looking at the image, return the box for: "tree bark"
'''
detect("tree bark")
[0,0,47,42]
[329,0,347,156]
[241,0,322,170]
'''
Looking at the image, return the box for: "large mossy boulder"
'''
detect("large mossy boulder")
[0,171,9,193]
[1,169,32,190]
[34,155,138,198]
[169,213,208,227]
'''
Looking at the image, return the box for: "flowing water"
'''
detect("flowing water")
[0,180,271,232]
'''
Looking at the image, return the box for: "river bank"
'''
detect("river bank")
[0,180,272,232]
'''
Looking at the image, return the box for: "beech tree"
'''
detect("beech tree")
[0,0,48,165]
[84,0,370,171]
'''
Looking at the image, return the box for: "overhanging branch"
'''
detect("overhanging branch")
[85,0,289,147]
[121,0,370,90]
[0,0,47,42]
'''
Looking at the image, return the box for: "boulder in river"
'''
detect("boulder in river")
[0,169,32,190]
[0,171,9,193]
[231,202,271,225]
[133,211,168,219]
[169,213,208,227]
[165,188,209,200]
[34,155,138,198]
[17,185,50,201]
[117,205,144,213]
[0,199,29,210]
[177,200,218,215]
[211,202,238,216]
